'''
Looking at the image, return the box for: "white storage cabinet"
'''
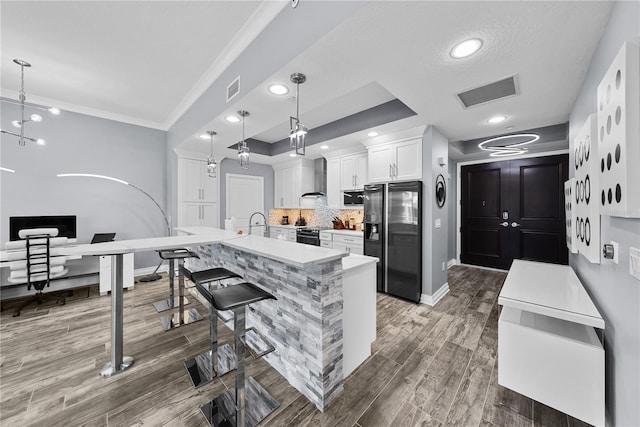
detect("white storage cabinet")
[368,137,422,183]
[273,159,314,208]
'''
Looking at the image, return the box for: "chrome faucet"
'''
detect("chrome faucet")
[248,212,269,237]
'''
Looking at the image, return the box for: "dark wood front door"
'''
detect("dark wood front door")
[461,154,569,270]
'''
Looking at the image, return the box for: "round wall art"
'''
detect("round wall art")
[436,174,446,207]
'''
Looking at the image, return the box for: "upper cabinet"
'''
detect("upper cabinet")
[179,158,217,203]
[368,137,422,183]
[273,159,315,208]
[340,153,368,190]
[177,156,219,228]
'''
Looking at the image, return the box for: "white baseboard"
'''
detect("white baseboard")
[420,282,449,306]
[447,258,457,269]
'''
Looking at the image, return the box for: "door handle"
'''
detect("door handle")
[511,222,521,228]
[389,164,392,178]
[500,221,509,227]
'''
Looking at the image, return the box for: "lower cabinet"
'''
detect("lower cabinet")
[324,232,363,255]
[269,226,296,241]
[99,253,134,296]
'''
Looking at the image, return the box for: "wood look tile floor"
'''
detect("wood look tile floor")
[0,266,592,427]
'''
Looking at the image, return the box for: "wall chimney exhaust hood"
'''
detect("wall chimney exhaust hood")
[301,158,327,198]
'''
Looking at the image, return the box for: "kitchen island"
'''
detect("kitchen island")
[177,227,377,411]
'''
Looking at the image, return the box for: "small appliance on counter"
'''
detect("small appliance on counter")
[281,215,289,225]
[294,210,306,226]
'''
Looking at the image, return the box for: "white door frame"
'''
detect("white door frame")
[225,173,264,232]
[455,149,569,265]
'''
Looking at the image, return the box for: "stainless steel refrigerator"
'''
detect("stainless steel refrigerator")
[364,181,422,303]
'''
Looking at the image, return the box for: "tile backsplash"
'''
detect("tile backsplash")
[269,197,363,229]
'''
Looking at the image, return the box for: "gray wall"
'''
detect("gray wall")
[447,160,457,262]
[568,2,639,425]
[422,126,449,296]
[1,101,167,275]
[219,158,274,224]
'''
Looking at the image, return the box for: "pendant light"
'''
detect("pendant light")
[237,110,250,169]
[289,72,307,156]
[0,59,60,146]
[206,131,217,177]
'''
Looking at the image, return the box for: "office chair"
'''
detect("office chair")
[6,228,69,317]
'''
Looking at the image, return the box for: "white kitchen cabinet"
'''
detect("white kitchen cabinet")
[269,226,297,241]
[177,156,219,229]
[340,152,368,190]
[332,233,363,255]
[326,158,341,209]
[179,158,217,203]
[367,138,422,183]
[181,203,218,228]
[99,253,134,296]
[273,159,314,208]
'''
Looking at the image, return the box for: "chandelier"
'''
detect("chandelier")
[289,72,307,156]
[237,110,250,169]
[206,131,217,177]
[1,59,60,146]
[478,133,540,157]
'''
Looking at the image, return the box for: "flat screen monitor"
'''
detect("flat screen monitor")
[9,215,77,241]
[91,233,115,244]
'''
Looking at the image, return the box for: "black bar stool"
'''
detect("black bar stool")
[152,249,196,313]
[183,267,245,388]
[156,249,203,331]
[196,282,279,427]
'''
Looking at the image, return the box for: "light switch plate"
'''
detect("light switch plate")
[630,247,640,280]
[435,218,441,229]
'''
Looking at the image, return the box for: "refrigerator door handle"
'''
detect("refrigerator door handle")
[389,164,392,179]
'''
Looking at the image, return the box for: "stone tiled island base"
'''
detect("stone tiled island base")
[186,243,344,411]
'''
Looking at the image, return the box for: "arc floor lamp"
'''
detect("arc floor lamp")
[57,173,170,282]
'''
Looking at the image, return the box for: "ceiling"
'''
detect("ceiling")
[0,1,614,164]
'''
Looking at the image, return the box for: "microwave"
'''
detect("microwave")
[343,190,364,205]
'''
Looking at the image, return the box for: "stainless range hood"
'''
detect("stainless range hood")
[301,158,327,198]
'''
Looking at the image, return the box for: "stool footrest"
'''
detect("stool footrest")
[184,344,237,388]
[200,376,279,427]
[159,308,203,331]
[242,327,276,359]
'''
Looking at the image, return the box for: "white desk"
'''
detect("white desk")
[58,231,247,377]
[498,260,604,427]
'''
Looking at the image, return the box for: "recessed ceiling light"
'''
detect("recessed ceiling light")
[268,84,289,95]
[367,131,379,137]
[199,134,210,140]
[289,153,297,157]
[48,107,61,115]
[506,126,514,130]
[450,38,483,59]
[320,145,329,150]
[225,115,240,123]
[487,115,507,124]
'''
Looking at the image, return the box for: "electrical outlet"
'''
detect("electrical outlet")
[442,261,445,271]
[630,247,640,280]
[435,218,441,229]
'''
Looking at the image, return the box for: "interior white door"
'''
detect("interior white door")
[226,174,264,235]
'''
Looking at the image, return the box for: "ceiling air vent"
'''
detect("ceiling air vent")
[227,76,240,102]
[457,75,518,108]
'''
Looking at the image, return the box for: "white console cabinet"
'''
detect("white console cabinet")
[99,253,134,296]
[498,260,604,427]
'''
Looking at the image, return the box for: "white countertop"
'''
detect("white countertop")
[325,229,364,237]
[268,224,303,229]
[342,254,378,272]
[221,234,345,268]
[498,260,604,329]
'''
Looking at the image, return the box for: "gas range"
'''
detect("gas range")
[296,227,331,246]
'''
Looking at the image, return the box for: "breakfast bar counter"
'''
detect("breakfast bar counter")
[178,226,377,411]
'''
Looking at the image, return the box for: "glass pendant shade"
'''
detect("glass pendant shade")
[205,131,217,177]
[237,110,250,169]
[289,72,307,156]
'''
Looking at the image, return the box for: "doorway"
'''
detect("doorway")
[225,174,264,235]
[460,154,569,270]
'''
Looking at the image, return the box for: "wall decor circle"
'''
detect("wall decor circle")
[435,174,446,208]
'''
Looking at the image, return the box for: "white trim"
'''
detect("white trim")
[447,258,457,269]
[456,149,569,266]
[420,282,449,306]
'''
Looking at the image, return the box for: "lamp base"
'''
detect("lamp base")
[139,273,162,282]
